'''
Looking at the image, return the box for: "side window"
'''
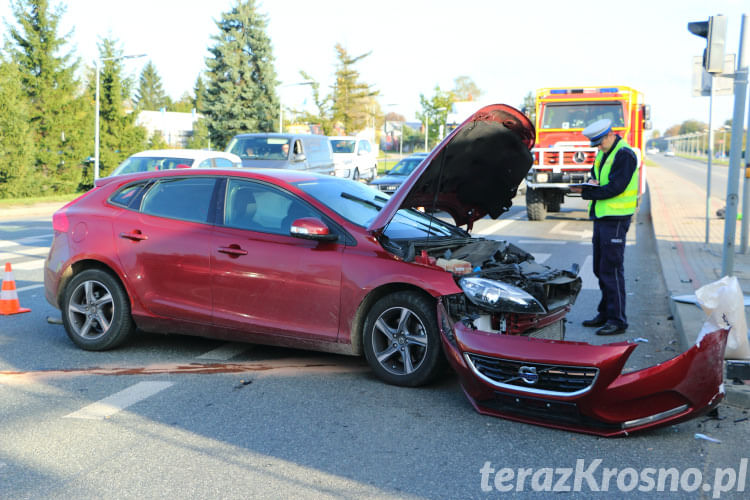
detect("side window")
[140,177,217,224]
[214,157,235,168]
[110,182,149,209]
[223,178,318,235]
[198,159,213,168]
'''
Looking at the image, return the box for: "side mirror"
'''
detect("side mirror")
[290,217,338,242]
[293,153,307,162]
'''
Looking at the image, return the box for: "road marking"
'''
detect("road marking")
[0,235,50,248]
[16,284,44,293]
[475,219,514,235]
[550,221,592,239]
[517,239,566,245]
[580,255,598,290]
[12,259,45,271]
[531,253,551,263]
[0,246,49,260]
[63,381,174,420]
[196,343,251,360]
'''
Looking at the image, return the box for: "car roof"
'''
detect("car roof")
[97,167,325,187]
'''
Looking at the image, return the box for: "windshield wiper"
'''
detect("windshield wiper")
[341,192,387,210]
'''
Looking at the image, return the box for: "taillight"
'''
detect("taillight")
[52,209,69,232]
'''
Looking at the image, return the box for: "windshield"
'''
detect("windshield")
[294,176,459,238]
[330,139,356,154]
[227,136,291,160]
[111,156,194,176]
[541,103,625,130]
[389,157,424,176]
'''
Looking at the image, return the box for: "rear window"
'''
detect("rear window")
[111,156,194,175]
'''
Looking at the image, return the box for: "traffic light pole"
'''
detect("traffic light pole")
[722,14,748,277]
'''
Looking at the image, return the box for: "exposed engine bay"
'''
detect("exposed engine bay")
[393,237,582,338]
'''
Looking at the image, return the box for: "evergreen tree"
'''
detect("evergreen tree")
[170,92,194,113]
[0,58,37,197]
[194,75,206,112]
[331,43,378,134]
[186,118,211,149]
[135,60,170,111]
[87,37,147,180]
[7,0,91,194]
[203,0,278,148]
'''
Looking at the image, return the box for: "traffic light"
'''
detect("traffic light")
[688,15,727,74]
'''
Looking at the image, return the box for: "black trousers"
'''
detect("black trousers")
[592,217,631,327]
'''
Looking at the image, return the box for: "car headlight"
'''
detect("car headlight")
[535,173,549,183]
[459,277,545,314]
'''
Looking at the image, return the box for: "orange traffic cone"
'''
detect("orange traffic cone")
[1,262,31,315]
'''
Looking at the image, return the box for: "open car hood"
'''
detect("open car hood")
[367,104,535,232]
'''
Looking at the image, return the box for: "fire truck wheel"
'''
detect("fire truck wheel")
[526,188,547,221]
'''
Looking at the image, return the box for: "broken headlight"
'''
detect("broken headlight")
[459,277,545,314]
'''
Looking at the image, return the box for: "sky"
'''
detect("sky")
[1,0,748,137]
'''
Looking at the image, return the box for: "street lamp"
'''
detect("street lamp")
[279,81,314,133]
[94,53,146,180]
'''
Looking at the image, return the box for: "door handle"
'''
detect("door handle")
[119,230,148,241]
[218,245,248,256]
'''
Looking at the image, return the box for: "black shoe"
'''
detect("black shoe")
[582,316,607,327]
[596,323,627,336]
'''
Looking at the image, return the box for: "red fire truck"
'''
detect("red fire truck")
[525,86,651,220]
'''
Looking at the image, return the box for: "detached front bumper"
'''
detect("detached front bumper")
[438,300,728,437]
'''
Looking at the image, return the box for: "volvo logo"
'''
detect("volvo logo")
[573,151,586,164]
[519,366,539,384]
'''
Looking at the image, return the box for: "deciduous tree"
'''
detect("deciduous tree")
[331,43,378,134]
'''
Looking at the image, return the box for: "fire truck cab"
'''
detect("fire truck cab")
[525,86,651,220]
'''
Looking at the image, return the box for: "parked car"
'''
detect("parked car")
[329,136,377,181]
[45,104,726,436]
[226,133,334,175]
[369,153,428,194]
[110,149,242,176]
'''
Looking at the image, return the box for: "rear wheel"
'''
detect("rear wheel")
[526,188,547,221]
[363,291,442,387]
[62,269,135,351]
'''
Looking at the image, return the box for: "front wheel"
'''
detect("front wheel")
[526,188,547,221]
[363,291,443,387]
[62,269,135,351]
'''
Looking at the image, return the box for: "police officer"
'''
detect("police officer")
[571,119,639,335]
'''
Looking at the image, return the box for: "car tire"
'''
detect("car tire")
[526,188,547,221]
[352,168,360,181]
[363,291,442,387]
[62,269,135,351]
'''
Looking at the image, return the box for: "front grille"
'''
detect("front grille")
[465,354,598,397]
[478,392,621,431]
[527,319,564,340]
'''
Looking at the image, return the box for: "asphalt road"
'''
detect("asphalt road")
[1,197,749,499]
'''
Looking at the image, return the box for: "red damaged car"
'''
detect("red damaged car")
[45,104,726,436]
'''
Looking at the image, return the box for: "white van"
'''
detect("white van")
[226,133,334,175]
[329,136,377,181]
